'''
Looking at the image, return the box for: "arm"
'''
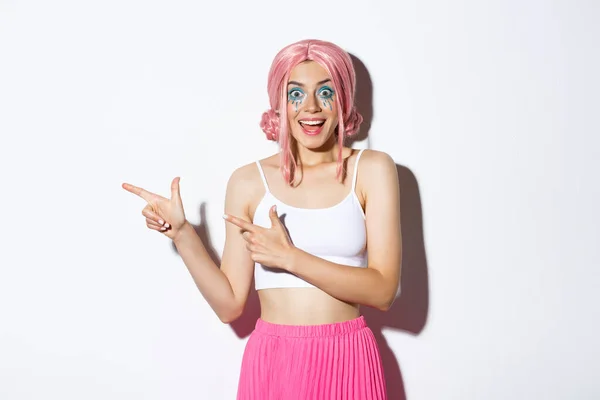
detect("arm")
[173,167,255,323]
[287,150,402,311]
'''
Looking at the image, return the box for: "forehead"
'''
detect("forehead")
[288,61,331,85]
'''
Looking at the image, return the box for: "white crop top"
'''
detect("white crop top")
[253,149,368,290]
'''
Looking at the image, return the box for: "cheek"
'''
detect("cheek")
[326,101,338,122]
[321,94,337,117]
[328,109,339,133]
[287,106,298,128]
[287,101,297,116]
[319,96,334,112]
[287,95,304,115]
[287,99,304,131]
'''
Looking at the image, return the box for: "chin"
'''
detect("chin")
[292,131,335,149]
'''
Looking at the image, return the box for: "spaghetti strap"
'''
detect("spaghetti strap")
[255,161,270,192]
[351,149,366,191]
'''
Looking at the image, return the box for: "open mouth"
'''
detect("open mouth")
[299,119,326,136]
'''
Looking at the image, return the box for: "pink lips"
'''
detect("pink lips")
[299,118,326,136]
[300,124,324,136]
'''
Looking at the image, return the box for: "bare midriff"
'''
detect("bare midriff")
[258,287,361,325]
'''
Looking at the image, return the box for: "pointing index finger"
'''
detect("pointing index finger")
[223,214,258,233]
[122,182,156,202]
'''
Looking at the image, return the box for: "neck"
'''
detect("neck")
[294,135,342,167]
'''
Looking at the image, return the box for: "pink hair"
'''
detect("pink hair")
[259,39,363,185]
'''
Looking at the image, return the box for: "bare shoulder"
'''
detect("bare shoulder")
[225,161,261,215]
[228,154,279,184]
[225,156,277,218]
[353,149,398,206]
[358,149,398,181]
[227,160,263,195]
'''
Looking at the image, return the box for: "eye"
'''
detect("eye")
[288,88,305,100]
[318,86,334,99]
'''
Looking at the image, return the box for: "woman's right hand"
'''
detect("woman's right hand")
[122,177,187,240]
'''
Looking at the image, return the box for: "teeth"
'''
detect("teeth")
[300,120,324,126]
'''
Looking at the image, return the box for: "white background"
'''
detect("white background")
[1,0,599,399]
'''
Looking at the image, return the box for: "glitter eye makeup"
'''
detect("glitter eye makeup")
[288,88,306,112]
[318,86,335,111]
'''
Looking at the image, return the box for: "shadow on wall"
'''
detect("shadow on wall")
[349,54,430,400]
[173,54,430,400]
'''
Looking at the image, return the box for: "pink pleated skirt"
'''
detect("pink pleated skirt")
[236,315,387,400]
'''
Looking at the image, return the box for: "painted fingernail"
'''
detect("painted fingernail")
[222,214,228,219]
[158,219,164,225]
[160,227,166,231]
[164,223,170,229]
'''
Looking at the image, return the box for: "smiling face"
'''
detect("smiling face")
[286,61,339,149]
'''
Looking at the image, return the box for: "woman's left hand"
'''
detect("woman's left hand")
[224,205,296,271]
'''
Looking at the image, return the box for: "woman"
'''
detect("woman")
[123,39,402,399]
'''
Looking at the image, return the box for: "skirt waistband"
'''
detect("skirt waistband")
[254,315,367,337]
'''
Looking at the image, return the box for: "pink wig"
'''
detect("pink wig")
[260,39,363,185]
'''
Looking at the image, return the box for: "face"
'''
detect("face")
[286,61,339,148]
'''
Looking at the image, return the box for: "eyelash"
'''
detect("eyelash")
[287,86,335,111]
[288,87,334,99]
[318,86,335,99]
[288,88,306,102]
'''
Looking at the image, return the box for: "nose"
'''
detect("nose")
[304,93,322,113]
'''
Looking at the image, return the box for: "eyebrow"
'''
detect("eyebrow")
[287,78,332,87]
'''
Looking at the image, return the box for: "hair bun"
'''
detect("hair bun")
[260,109,280,141]
[344,107,363,137]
